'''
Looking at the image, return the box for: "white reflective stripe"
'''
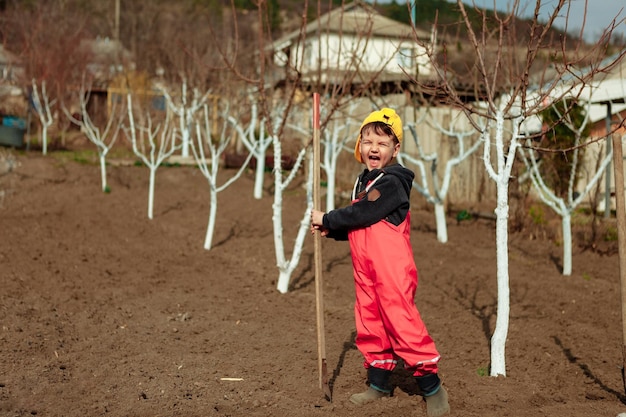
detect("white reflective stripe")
[351,176,360,201]
[352,172,385,200]
[365,172,385,192]
[369,359,397,367]
[414,355,441,367]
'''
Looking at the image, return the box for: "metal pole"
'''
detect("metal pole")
[605,102,613,218]
[114,0,120,42]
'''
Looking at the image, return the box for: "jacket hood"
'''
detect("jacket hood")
[383,164,414,193]
[362,164,414,195]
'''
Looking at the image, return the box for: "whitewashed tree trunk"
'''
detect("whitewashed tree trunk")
[482,109,520,377]
[399,117,481,243]
[490,173,511,377]
[519,97,612,276]
[99,154,107,191]
[31,79,56,155]
[562,214,572,275]
[320,102,359,211]
[63,82,124,192]
[228,99,272,200]
[191,104,253,250]
[125,94,180,219]
[434,203,447,242]
[321,119,355,211]
[264,102,357,293]
[415,0,624,379]
[285,100,361,213]
[273,133,310,294]
[520,142,612,276]
[148,167,157,219]
[204,190,218,250]
[253,151,267,199]
[162,78,212,158]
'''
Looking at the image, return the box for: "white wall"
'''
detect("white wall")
[287,33,431,77]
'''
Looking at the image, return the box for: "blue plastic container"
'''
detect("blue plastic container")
[2,116,26,129]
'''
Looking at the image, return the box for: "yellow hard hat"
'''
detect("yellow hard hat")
[354,108,403,163]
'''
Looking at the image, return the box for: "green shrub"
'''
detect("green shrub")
[529,204,546,225]
[605,226,618,242]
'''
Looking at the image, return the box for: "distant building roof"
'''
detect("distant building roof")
[522,50,626,132]
[0,45,19,66]
[272,1,431,49]
[0,45,26,116]
[268,1,434,92]
[78,37,135,88]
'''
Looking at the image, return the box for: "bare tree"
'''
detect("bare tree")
[398,109,482,243]
[162,78,213,159]
[124,92,180,220]
[29,79,55,155]
[3,2,90,153]
[409,0,625,376]
[191,103,254,250]
[227,93,273,200]
[317,101,361,212]
[63,78,126,192]
[519,94,616,276]
[215,1,422,293]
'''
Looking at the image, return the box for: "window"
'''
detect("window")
[396,47,414,68]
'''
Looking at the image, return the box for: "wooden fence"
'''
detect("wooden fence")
[327,96,495,208]
[320,95,620,211]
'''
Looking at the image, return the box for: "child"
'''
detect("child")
[310,108,450,417]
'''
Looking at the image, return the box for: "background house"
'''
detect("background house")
[0,44,23,84]
[583,52,626,213]
[269,1,433,92]
[0,45,27,147]
[0,44,25,115]
[76,37,136,121]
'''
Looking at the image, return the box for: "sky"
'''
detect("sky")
[477,0,626,42]
[375,0,626,43]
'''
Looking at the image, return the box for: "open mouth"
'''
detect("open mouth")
[367,155,381,167]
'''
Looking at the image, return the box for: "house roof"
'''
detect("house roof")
[76,37,135,88]
[78,37,134,66]
[272,1,431,50]
[589,51,626,122]
[0,45,19,66]
[0,45,26,116]
[564,51,626,123]
[581,51,626,102]
[522,50,626,132]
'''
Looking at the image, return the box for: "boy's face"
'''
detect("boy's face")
[358,129,400,171]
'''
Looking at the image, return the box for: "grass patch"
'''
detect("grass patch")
[529,204,546,225]
[605,226,618,242]
[476,366,488,377]
[49,149,98,165]
[571,208,594,226]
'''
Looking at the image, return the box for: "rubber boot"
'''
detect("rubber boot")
[349,386,389,405]
[349,367,392,405]
[424,386,449,417]
[416,373,450,417]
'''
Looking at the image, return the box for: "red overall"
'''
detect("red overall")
[348,211,440,377]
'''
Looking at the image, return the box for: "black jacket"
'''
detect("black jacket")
[323,164,414,240]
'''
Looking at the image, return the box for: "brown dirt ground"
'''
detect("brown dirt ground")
[0,147,625,417]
